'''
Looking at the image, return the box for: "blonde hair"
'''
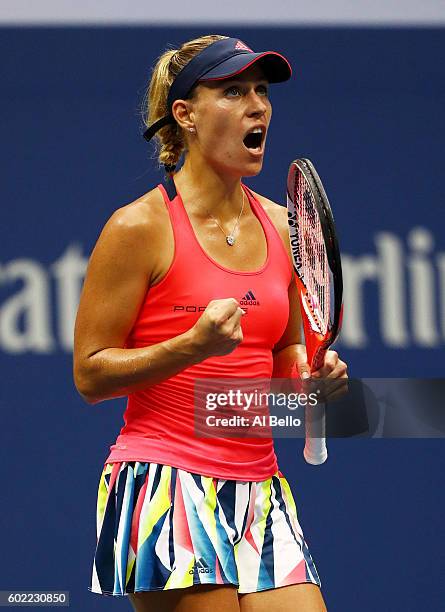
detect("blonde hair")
[141,34,227,172]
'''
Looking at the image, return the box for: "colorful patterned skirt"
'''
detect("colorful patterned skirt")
[89,461,321,596]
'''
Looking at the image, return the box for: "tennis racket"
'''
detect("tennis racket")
[286,158,343,465]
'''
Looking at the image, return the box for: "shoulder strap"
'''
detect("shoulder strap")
[163,175,177,201]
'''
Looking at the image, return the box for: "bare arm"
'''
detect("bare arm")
[73,192,243,404]
[272,277,308,378]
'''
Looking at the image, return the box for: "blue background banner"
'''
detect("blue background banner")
[1,27,444,610]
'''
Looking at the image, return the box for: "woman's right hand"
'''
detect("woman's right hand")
[190,298,245,359]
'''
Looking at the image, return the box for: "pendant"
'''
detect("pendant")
[226,235,235,246]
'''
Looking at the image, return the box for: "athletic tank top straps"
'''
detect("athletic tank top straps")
[105,179,293,480]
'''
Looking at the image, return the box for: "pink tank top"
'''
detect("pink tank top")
[105,179,293,480]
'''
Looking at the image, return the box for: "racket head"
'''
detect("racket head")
[287,158,343,370]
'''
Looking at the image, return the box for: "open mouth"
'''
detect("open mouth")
[243,127,265,153]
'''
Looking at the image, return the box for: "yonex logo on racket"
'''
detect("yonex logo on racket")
[287,208,303,274]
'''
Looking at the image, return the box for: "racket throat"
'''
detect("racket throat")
[301,312,325,373]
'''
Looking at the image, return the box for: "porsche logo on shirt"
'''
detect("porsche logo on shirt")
[172,290,260,312]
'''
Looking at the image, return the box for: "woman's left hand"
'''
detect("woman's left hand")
[294,345,348,402]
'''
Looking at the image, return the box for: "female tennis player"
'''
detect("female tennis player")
[74,35,348,612]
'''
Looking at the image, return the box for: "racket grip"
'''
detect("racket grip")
[303,403,328,465]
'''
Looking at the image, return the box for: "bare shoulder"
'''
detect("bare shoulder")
[88,185,171,285]
[249,189,288,242]
[102,186,167,242]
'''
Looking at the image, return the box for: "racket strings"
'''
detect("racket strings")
[295,172,330,334]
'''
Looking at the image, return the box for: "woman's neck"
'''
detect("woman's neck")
[173,156,245,220]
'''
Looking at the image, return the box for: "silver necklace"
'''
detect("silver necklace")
[207,190,246,246]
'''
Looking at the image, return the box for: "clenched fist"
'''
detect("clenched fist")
[190,298,245,359]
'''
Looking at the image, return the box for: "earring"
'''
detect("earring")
[189,127,196,133]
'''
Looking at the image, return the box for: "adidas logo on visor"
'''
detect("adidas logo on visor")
[235,40,253,52]
[240,290,260,306]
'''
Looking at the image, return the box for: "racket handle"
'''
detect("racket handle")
[303,403,328,465]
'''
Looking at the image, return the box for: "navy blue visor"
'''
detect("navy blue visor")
[143,37,292,142]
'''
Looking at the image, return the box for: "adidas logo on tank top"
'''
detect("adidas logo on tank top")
[240,290,260,307]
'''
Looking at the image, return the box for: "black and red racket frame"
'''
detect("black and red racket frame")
[287,158,344,372]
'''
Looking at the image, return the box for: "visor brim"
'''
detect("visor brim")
[199,51,292,84]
